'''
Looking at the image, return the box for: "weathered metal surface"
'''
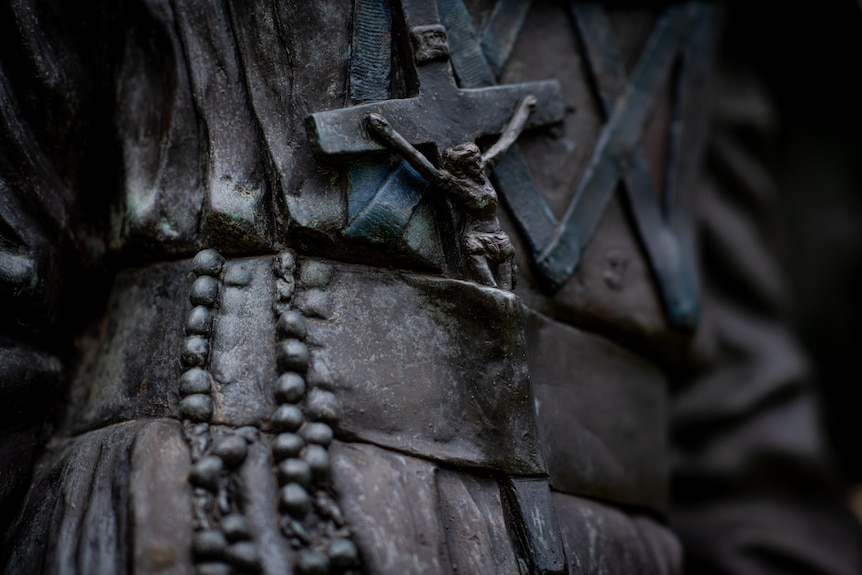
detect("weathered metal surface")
[306,0,563,158]
[295,257,546,475]
[501,476,568,575]
[363,96,535,289]
[331,441,523,575]
[61,261,192,433]
[441,0,560,257]
[350,0,393,104]
[3,2,861,575]
[172,0,273,253]
[315,0,562,289]
[344,0,446,266]
[552,491,682,574]
[0,339,61,536]
[480,0,533,78]
[343,162,429,243]
[536,7,683,288]
[3,420,195,575]
[525,308,670,512]
[307,73,562,158]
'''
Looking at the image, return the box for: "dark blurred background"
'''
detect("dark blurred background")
[724,0,862,486]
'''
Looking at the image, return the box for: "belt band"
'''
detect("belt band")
[67,253,546,476]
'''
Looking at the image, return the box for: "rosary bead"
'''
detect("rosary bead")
[221,514,250,542]
[180,394,213,423]
[179,368,211,396]
[301,422,333,446]
[276,310,308,339]
[276,340,309,373]
[272,433,305,460]
[274,372,306,404]
[185,306,214,336]
[297,551,329,575]
[277,458,312,488]
[212,435,248,468]
[272,405,304,432]
[280,483,311,518]
[328,539,359,569]
[302,445,330,481]
[192,249,225,277]
[225,541,260,572]
[181,337,209,368]
[192,529,226,560]
[190,455,223,490]
[190,276,219,307]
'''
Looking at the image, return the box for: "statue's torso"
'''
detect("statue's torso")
[11,1,715,573]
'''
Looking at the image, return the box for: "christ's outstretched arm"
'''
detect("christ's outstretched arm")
[482,94,537,171]
[365,114,447,188]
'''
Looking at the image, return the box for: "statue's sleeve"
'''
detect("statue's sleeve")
[670,66,862,574]
[0,0,106,529]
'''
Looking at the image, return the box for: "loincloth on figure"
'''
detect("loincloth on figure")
[463,230,515,263]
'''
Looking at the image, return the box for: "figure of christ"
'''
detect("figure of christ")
[366,94,537,290]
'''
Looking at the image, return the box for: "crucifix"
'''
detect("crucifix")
[305,0,564,286]
[364,94,537,289]
[305,4,569,569]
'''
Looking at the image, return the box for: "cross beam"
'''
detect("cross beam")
[306,0,564,158]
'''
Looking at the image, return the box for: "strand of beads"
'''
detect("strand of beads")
[180,249,260,575]
[271,252,359,575]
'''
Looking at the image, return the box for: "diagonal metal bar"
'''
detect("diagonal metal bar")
[624,151,700,327]
[440,0,558,253]
[661,3,716,327]
[438,0,496,88]
[665,3,715,223]
[480,0,534,78]
[537,7,685,291]
[571,1,700,327]
[573,2,711,327]
[491,153,559,252]
[570,2,625,118]
[440,0,707,328]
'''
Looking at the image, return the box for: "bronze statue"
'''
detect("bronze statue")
[1,1,861,574]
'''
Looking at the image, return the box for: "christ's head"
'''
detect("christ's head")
[442,143,483,180]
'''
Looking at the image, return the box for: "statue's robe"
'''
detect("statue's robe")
[1,1,860,574]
